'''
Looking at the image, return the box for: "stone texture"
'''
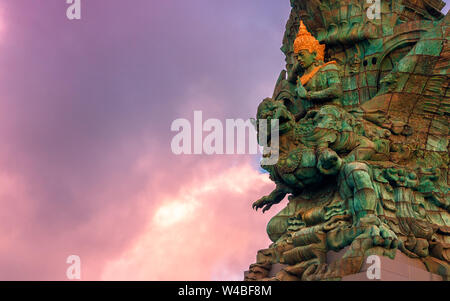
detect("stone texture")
[327,248,443,281]
[245,0,449,282]
[268,264,289,278]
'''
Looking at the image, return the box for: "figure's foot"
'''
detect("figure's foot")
[356,215,399,249]
[245,263,271,281]
[301,255,367,281]
[275,258,320,281]
[252,196,278,213]
[272,270,301,281]
[317,148,342,175]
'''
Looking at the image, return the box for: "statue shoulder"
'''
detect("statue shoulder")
[321,62,340,72]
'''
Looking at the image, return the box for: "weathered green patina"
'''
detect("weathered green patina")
[246,0,449,281]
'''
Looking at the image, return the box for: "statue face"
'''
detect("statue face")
[296,49,316,69]
[257,99,295,138]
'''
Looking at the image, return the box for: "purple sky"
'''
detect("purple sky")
[0,0,447,280]
[0,0,290,280]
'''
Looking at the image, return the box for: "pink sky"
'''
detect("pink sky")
[0,0,448,280]
[0,0,290,280]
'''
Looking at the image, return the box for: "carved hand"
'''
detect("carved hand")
[317,148,343,175]
[295,79,307,98]
[252,186,288,213]
[252,195,277,213]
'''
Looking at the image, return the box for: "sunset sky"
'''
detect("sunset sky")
[0,0,448,280]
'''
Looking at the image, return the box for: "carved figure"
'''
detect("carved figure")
[246,0,449,281]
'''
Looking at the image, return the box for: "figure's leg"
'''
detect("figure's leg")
[339,162,398,249]
[344,137,376,162]
[341,162,377,220]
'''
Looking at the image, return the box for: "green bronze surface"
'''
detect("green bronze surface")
[246,0,449,281]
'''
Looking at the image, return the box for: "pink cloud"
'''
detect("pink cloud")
[0,144,282,280]
[101,162,276,281]
[0,0,290,280]
[0,165,150,280]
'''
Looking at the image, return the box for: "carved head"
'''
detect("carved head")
[293,21,325,68]
[256,98,296,139]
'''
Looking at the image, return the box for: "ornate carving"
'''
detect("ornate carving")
[246,0,449,281]
[294,21,326,62]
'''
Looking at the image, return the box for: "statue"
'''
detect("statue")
[245,0,449,281]
[292,21,343,114]
[273,21,343,121]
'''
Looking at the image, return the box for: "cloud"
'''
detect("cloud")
[0,0,290,280]
[101,162,276,281]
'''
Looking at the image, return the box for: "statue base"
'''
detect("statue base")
[244,247,444,281]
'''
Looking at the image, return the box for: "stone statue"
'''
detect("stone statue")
[246,0,449,281]
[272,21,343,121]
[292,21,343,113]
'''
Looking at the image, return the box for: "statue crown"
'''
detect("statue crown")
[293,21,325,62]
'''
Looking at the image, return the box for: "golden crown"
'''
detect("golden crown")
[293,21,325,62]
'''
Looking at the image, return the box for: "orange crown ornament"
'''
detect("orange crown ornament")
[293,21,325,62]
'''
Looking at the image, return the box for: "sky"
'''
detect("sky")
[0,0,448,281]
[0,0,290,281]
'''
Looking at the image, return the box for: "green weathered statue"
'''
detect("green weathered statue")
[246,0,449,281]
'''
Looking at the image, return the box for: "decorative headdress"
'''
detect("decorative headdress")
[293,21,325,62]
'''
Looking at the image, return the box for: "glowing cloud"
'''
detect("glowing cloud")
[101,162,275,281]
